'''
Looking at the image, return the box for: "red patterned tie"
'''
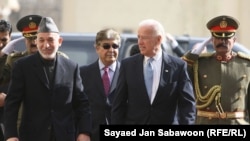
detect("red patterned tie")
[102,66,110,96]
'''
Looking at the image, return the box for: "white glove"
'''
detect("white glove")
[166,33,178,49]
[2,37,24,55]
[191,37,212,55]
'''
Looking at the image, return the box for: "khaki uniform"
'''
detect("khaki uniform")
[182,51,250,124]
[0,55,7,75]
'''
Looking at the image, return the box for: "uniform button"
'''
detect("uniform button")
[204,85,208,89]
[238,95,242,99]
[203,75,207,78]
[206,107,210,110]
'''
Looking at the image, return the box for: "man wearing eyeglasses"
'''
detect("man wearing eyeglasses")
[0,19,12,141]
[80,28,121,141]
[182,15,250,125]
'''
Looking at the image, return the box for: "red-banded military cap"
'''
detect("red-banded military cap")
[207,15,240,38]
[16,15,42,38]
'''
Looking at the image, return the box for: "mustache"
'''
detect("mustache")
[216,43,227,48]
[30,44,37,48]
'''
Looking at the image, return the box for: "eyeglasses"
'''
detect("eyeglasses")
[102,43,119,49]
[0,38,7,42]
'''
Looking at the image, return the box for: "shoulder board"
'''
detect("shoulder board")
[237,52,250,61]
[9,51,26,58]
[199,52,214,58]
[57,51,69,59]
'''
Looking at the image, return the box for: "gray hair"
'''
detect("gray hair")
[138,19,166,43]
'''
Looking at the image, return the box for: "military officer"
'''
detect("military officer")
[0,19,12,141]
[182,15,250,125]
[0,15,43,85]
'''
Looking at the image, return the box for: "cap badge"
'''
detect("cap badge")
[29,22,37,29]
[219,20,227,29]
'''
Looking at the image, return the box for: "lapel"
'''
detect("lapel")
[93,61,107,96]
[33,53,50,89]
[152,52,172,103]
[109,61,120,93]
[54,55,66,86]
[134,55,149,98]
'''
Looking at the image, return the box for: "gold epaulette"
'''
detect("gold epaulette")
[9,51,26,58]
[237,52,250,61]
[199,52,214,58]
[57,51,69,59]
[181,56,194,66]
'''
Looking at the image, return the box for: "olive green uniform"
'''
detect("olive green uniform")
[0,55,7,75]
[182,51,250,124]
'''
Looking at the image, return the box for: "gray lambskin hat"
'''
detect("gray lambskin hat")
[38,17,59,33]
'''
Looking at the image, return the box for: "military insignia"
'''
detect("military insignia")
[220,20,227,29]
[199,52,214,58]
[238,52,250,61]
[29,22,37,29]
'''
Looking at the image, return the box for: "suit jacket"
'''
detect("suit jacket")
[4,52,91,141]
[111,52,196,125]
[80,60,120,141]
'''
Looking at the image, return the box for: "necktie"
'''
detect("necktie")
[144,58,154,99]
[102,66,110,96]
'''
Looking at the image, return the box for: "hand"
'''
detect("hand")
[0,92,6,107]
[191,37,212,55]
[166,33,178,49]
[77,133,90,141]
[0,51,6,57]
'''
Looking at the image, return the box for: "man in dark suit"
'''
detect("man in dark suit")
[80,28,121,141]
[111,19,196,125]
[4,17,91,141]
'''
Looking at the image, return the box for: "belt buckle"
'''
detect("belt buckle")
[219,113,227,119]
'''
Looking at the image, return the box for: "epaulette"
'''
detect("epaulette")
[237,52,250,61]
[199,52,214,58]
[57,51,69,59]
[9,51,26,58]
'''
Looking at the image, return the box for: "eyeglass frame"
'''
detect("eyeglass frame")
[101,43,119,49]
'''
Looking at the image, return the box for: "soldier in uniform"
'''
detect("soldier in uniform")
[0,19,11,141]
[0,15,43,85]
[182,15,250,124]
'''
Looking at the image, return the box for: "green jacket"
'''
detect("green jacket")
[182,51,250,125]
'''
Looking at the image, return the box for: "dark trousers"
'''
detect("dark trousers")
[0,130,3,141]
[49,125,56,141]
